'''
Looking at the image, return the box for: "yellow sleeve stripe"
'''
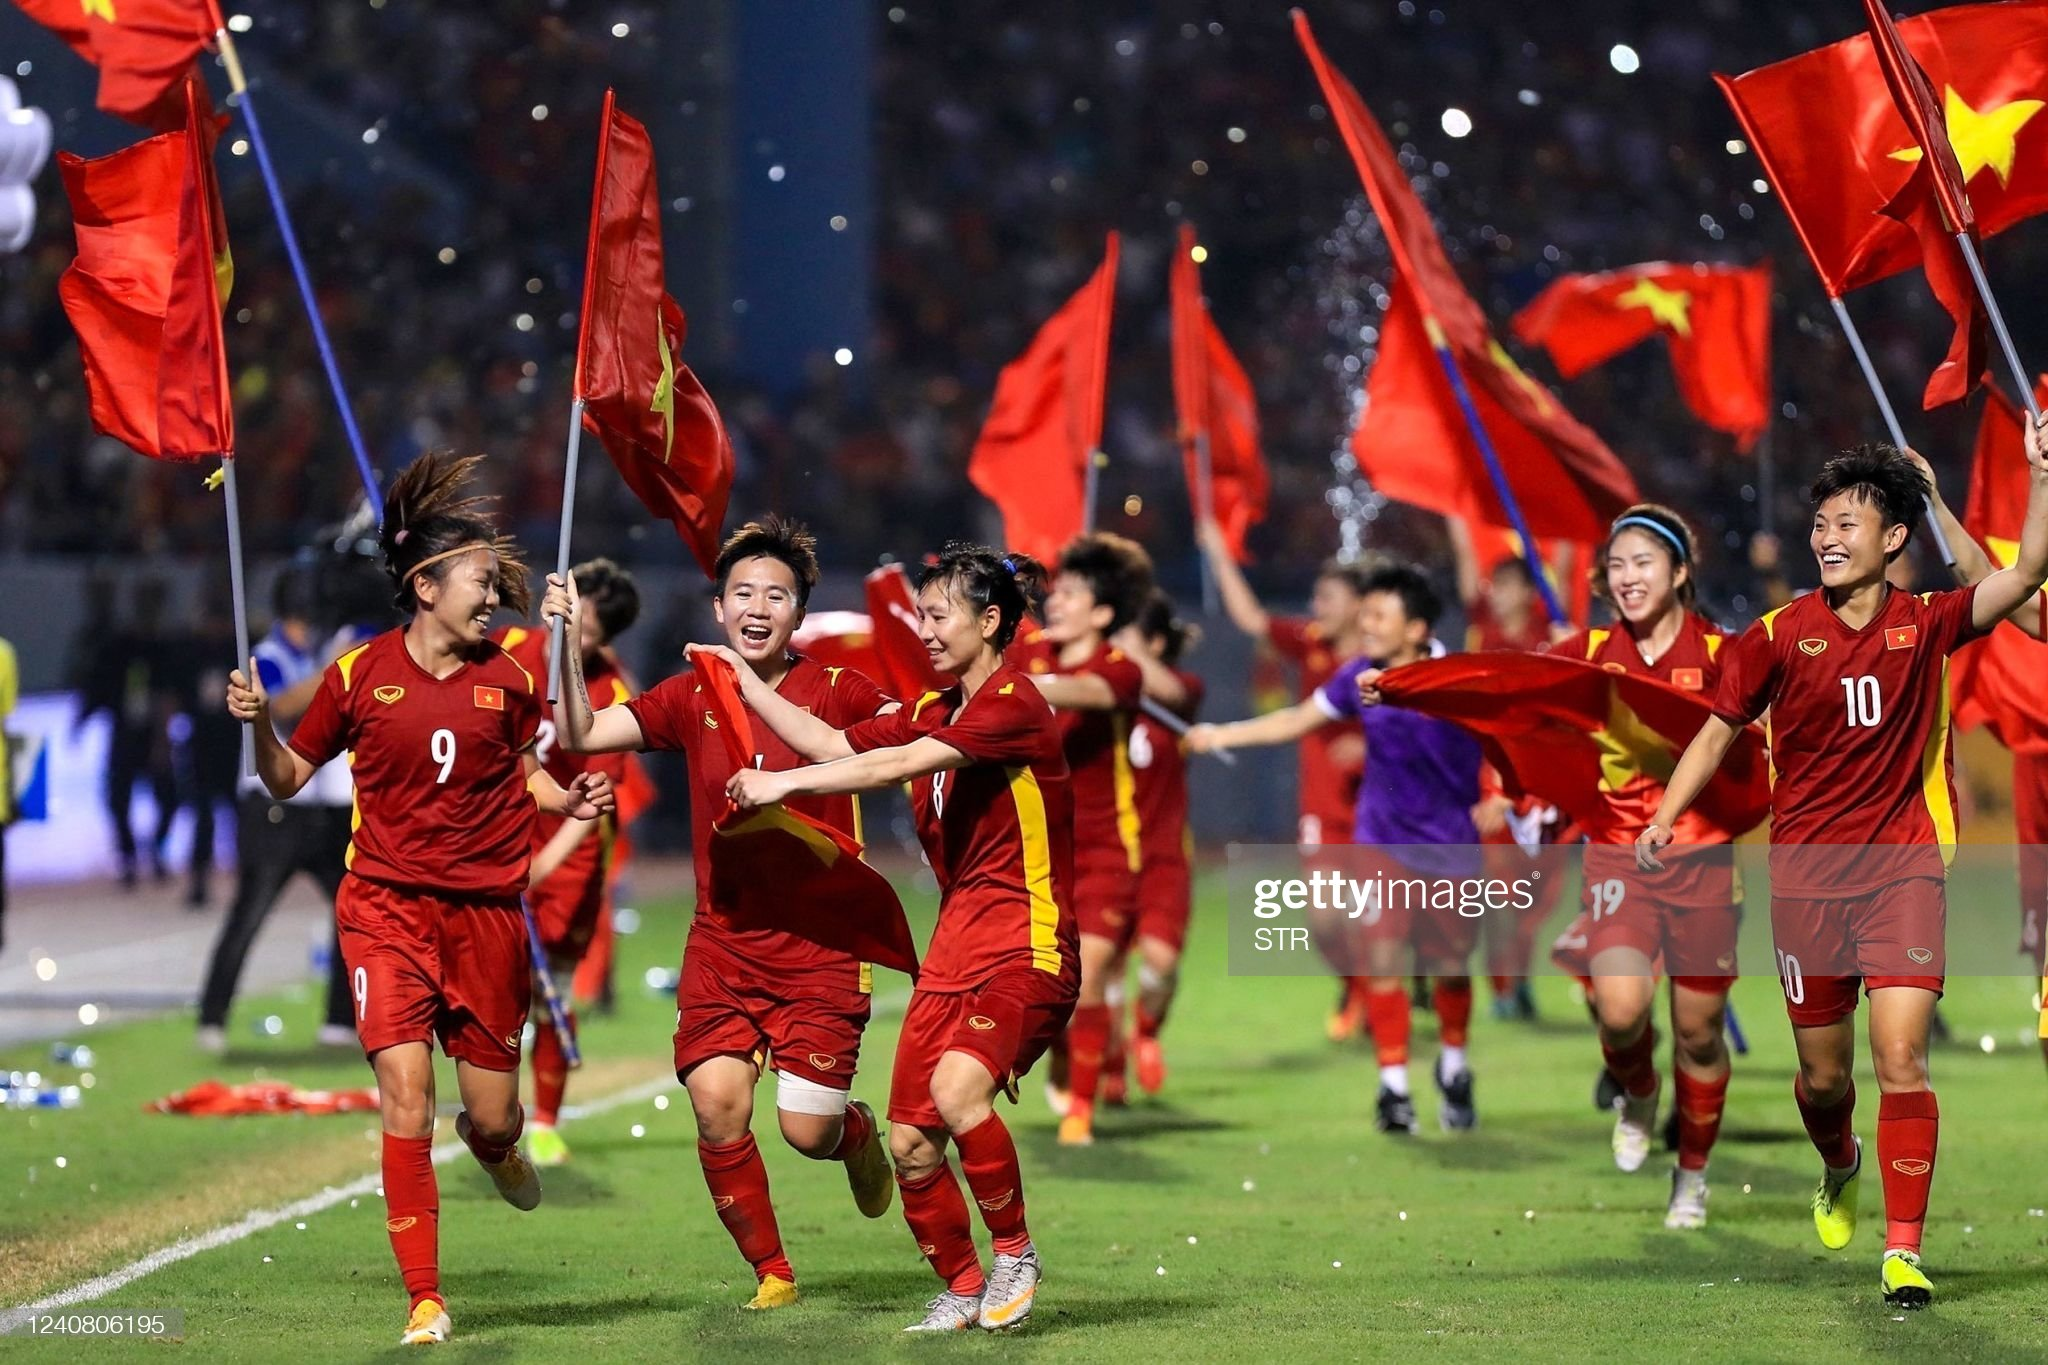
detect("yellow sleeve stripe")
[1758,605,1789,642]
[502,626,531,651]
[1110,714,1142,873]
[503,651,537,694]
[910,690,943,721]
[335,642,373,692]
[609,677,631,706]
[1705,634,1724,660]
[1585,628,1610,660]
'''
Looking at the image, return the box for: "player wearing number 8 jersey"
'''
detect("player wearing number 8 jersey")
[228,452,617,1347]
[1641,438,2048,1309]
[721,543,1075,1333]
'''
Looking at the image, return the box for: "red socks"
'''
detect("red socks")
[1065,1003,1111,1110]
[1878,1090,1939,1254]
[698,1134,794,1284]
[1365,982,1411,1068]
[1432,977,1473,1048]
[896,1165,986,1296]
[1601,1025,1660,1100]
[1135,1003,1164,1041]
[381,1132,439,1308]
[530,1011,575,1128]
[954,1112,1031,1256]
[1489,973,1513,999]
[1672,1068,1730,1172]
[1794,1076,1859,1171]
[458,1106,523,1165]
[830,1099,874,1162]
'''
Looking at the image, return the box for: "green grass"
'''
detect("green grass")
[9,868,2048,1360]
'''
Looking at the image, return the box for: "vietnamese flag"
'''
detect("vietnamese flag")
[790,610,890,689]
[14,0,211,130]
[864,564,946,699]
[56,74,232,460]
[1293,10,1638,542]
[1376,653,1771,845]
[576,90,734,577]
[968,233,1117,565]
[693,654,919,978]
[1465,521,1592,629]
[1170,223,1269,562]
[1952,381,2048,751]
[1511,262,1773,451]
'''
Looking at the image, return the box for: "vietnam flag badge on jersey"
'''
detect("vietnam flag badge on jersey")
[1887,624,1920,650]
[474,685,506,710]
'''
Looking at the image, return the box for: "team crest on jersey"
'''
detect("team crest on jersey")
[373,686,405,705]
[503,1031,520,1049]
[1797,638,1828,656]
[702,711,719,729]
[967,1015,997,1031]
[1907,946,1934,965]
[474,685,505,711]
[807,1052,838,1071]
[1887,624,1919,650]
[1670,667,1704,691]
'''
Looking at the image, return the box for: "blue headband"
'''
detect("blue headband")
[1610,515,1688,559]
[1001,556,1016,573]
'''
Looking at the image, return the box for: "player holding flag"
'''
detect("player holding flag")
[1640,431,2048,1307]
[226,452,616,1346]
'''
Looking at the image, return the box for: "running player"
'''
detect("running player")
[719,543,1075,1333]
[495,557,639,1167]
[1191,564,1484,1134]
[226,452,616,1346]
[1640,435,2048,1306]
[1196,519,1372,1036]
[542,517,895,1311]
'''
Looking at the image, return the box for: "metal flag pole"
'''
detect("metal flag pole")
[1194,431,1219,615]
[546,400,586,706]
[220,457,254,777]
[1826,296,1957,567]
[1956,233,2043,423]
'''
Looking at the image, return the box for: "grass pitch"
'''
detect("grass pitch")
[8,867,2048,1361]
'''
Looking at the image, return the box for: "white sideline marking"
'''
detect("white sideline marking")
[0,1075,678,1330]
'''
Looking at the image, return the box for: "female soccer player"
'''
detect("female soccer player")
[226,452,615,1347]
[542,517,896,1312]
[717,543,1075,1333]
[1640,434,2048,1307]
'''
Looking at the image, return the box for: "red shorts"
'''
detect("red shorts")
[1134,855,1192,953]
[1581,844,1742,992]
[1354,856,1481,964]
[1073,859,1141,946]
[1770,877,1946,1028]
[888,969,1077,1129]
[672,930,871,1089]
[336,874,530,1071]
[528,829,612,962]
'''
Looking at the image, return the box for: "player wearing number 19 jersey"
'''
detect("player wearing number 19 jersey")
[1643,442,2048,1309]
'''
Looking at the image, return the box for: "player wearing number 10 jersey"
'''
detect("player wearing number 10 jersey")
[1642,440,2048,1309]
[229,453,617,1347]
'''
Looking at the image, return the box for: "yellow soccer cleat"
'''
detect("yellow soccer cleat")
[1056,1109,1094,1147]
[742,1274,799,1311]
[456,1112,543,1211]
[1811,1139,1861,1251]
[400,1297,451,1346]
[525,1124,570,1168]
[1881,1249,1934,1309]
[842,1100,893,1219]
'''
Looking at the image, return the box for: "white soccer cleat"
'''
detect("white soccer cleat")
[195,1025,227,1056]
[1043,1080,1072,1119]
[903,1290,983,1333]
[1611,1079,1660,1174]
[1664,1166,1709,1229]
[456,1112,543,1211]
[979,1245,1041,1330]
[400,1298,451,1345]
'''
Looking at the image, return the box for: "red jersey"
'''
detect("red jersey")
[1267,616,1362,841]
[625,655,892,981]
[1712,585,1986,896]
[1554,613,1730,847]
[495,626,631,855]
[289,628,543,899]
[845,664,1076,991]
[1466,597,1550,653]
[1015,636,1144,877]
[1131,670,1203,867]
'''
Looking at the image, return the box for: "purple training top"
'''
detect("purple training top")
[1314,652,1482,876]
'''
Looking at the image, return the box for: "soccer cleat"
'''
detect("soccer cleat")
[1664,1167,1709,1230]
[1881,1249,1933,1309]
[842,1100,892,1219]
[524,1123,570,1168]
[1435,1064,1477,1131]
[1592,1067,1622,1113]
[903,1290,982,1332]
[1812,1139,1861,1251]
[978,1245,1041,1330]
[1374,1085,1419,1135]
[1611,1080,1660,1174]
[1043,1080,1072,1119]
[399,1298,451,1345]
[1326,983,1366,1042]
[1057,1108,1095,1147]
[455,1113,543,1211]
[195,1025,227,1056]
[1134,1036,1167,1096]
[742,1274,799,1311]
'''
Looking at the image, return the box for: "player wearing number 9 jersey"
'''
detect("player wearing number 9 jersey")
[1641,440,2048,1309]
[228,452,617,1347]
[721,542,1075,1334]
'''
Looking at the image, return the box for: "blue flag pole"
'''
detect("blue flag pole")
[212,28,380,515]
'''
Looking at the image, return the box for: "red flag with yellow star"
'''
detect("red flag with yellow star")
[1170,223,1268,562]
[1294,10,1638,542]
[1511,262,1773,451]
[1952,381,2048,750]
[14,0,212,130]
[575,90,733,577]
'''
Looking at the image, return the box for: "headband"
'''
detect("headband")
[1001,556,1016,573]
[404,541,495,580]
[1609,515,1688,560]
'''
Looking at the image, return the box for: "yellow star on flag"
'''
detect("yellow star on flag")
[80,0,116,20]
[1486,339,1554,415]
[1615,277,1692,336]
[1888,86,2046,187]
[650,308,677,463]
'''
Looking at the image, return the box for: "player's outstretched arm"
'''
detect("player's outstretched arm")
[726,735,970,808]
[541,573,646,754]
[684,643,854,760]
[1111,625,1191,709]
[1635,714,1740,870]
[1028,671,1121,710]
[1969,412,2048,630]
[1197,517,1271,640]
[226,659,316,799]
[523,753,617,821]
[1186,698,1325,755]
[1902,448,1999,589]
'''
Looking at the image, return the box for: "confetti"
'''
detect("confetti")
[296,1222,307,1231]
[1523,1210,1535,1220]
[1155,1266,1166,1276]
[630,1124,646,1139]
[1186,1236,1198,1245]
[262,1256,273,1264]
[654,1095,670,1112]
[1242,1180,1255,1192]
[1332,1261,1343,1269]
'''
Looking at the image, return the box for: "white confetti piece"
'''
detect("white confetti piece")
[630,1124,646,1139]
[1155,1266,1166,1277]
[1398,1211,1408,1221]
[1331,1261,1343,1269]
[1186,1236,1198,1245]
[1241,1180,1255,1192]
[295,1222,306,1231]
[1523,1210,1535,1220]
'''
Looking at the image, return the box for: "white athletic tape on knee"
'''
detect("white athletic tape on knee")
[775,1068,850,1116]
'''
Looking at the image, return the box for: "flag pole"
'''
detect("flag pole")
[220,456,254,778]
[208,24,380,514]
[547,401,586,707]
[1756,420,1776,542]
[1826,296,1956,567]
[1193,431,1219,614]
[1955,233,2043,423]
[1082,449,1103,530]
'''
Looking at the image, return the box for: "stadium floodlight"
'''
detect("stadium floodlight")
[0,76,53,254]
